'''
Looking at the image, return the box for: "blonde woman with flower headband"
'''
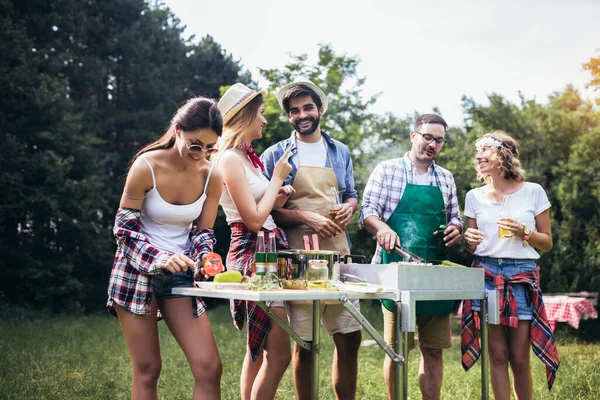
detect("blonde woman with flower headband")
[215,83,295,400]
[462,131,559,399]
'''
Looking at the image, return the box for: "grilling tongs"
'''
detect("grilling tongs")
[392,245,427,264]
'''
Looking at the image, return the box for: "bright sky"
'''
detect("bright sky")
[164,0,599,126]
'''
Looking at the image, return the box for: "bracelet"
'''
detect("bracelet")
[522,224,531,246]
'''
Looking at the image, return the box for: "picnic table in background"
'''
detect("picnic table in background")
[543,292,598,331]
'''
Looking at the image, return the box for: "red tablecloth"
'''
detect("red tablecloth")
[543,296,598,331]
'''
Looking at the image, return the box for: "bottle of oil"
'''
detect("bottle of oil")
[254,231,266,277]
[265,232,279,290]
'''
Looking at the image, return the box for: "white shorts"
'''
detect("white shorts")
[286,300,362,341]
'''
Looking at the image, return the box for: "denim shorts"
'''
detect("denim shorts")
[471,257,536,320]
[152,269,194,299]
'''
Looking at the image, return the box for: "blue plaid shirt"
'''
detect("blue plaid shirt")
[260,131,358,202]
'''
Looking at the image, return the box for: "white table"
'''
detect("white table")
[172,286,397,399]
[174,265,499,400]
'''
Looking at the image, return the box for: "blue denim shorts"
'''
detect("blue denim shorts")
[152,269,194,299]
[471,257,536,320]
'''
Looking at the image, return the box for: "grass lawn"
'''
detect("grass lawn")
[1,301,599,399]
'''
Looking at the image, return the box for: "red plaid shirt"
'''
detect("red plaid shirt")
[107,207,215,318]
[227,222,288,362]
[461,263,560,390]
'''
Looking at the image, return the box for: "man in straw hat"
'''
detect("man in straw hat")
[261,78,361,399]
[361,113,463,400]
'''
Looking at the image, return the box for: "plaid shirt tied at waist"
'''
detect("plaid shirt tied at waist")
[227,222,288,362]
[106,207,215,318]
[461,262,560,390]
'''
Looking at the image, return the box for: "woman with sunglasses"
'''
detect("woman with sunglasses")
[462,131,559,399]
[107,97,224,399]
[213,83,294,400]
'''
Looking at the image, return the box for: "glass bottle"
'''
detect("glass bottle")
[265,232,279,290]
[436,209,448,258]
[254,231,266,276]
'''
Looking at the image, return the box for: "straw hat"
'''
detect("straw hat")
[277,78,328,115]
[217,83,266,124]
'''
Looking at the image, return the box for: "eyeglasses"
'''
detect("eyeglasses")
[415,131,447,147]
[186,142,218,155]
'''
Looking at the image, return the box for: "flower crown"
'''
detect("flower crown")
[475,137,502,150]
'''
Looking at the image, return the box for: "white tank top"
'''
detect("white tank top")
[138,156,213,254]
[220,162,277,230]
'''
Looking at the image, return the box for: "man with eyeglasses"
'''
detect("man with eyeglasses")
[360,113,463,400]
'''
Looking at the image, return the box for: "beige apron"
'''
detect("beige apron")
[284,137,350,255]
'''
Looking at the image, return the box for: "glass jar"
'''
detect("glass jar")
[307,259,329,282]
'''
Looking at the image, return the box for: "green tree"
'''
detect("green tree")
[583,51,600,106]
[551,128,600,292]
[258,45,380,258]
[0,0,106,310]
[0,0,247,311]
[460,86,600,291]
[259,44,378,153]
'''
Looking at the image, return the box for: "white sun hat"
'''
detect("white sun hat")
[217,83,266,124]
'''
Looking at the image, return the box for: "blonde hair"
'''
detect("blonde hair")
[211,94,263,166]
[475,131,525,183]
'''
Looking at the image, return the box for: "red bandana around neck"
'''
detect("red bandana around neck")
[238,142,264,171]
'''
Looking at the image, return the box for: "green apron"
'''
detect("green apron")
[381,159,456,315]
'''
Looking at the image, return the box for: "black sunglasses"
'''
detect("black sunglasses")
[186,142,218,155]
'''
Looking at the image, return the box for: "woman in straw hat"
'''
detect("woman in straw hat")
[107,97,224,399]
[214,83,295,400]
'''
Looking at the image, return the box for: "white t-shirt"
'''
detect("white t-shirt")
[220,164,277,230]
[464,182,551,259]
[414,172,428,185]
[292,138,327,167]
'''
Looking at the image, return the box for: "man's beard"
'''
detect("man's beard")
[294,115,320,136]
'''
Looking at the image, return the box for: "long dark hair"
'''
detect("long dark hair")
[131,97,223,164]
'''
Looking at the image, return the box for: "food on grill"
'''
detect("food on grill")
[389,261,433,266]
[441,260,467,268]
[214,270,243,283]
